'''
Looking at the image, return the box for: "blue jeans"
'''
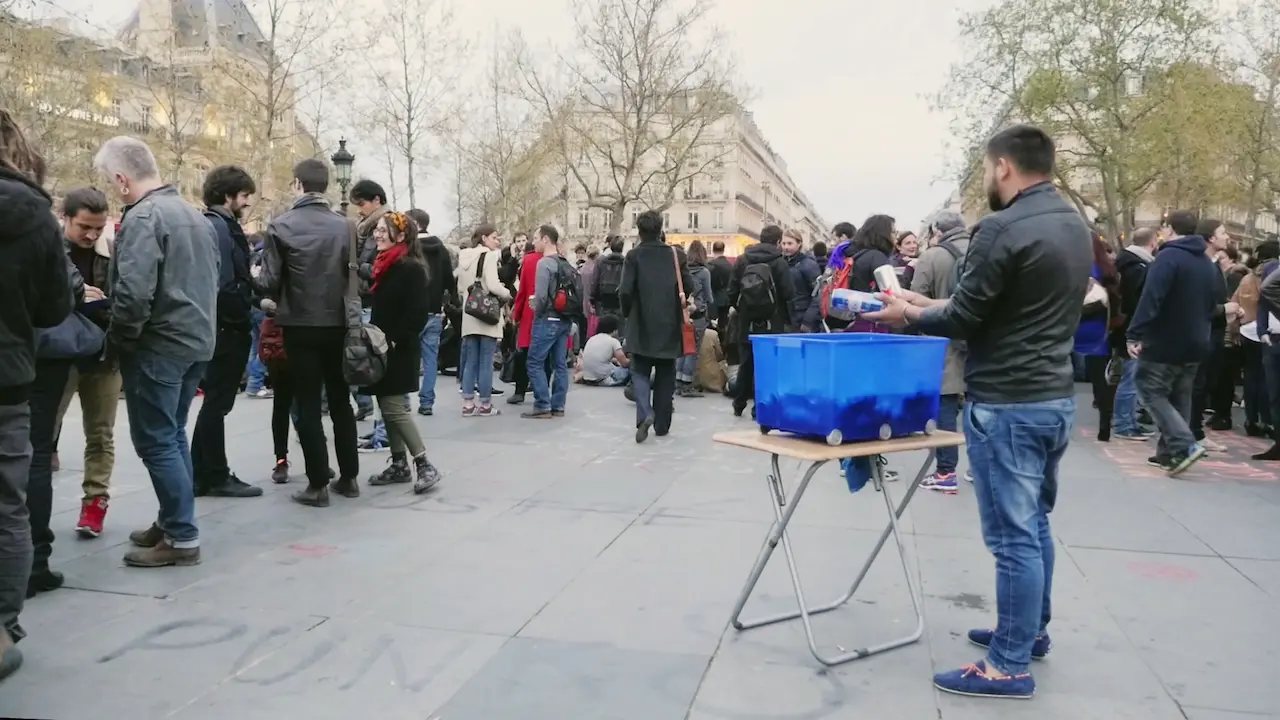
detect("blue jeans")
[119,350,206,547]
[417,314,443,408]
[460,335,498,402]
[245,309,268,394]
[1111,356,1140,435]
[935,393,961,474]
[965,398,1074,675]
[528,318,570,412]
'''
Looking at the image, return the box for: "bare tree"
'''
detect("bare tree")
[1233,0,1280,237]
[362,0,466,208]
[134,36,205,184]
[512,0,739,236]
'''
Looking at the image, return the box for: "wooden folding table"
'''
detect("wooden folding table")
[713,429,966,667]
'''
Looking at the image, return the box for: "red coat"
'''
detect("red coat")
[511,251,542,349]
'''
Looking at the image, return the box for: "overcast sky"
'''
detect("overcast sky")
[41,0,997,230]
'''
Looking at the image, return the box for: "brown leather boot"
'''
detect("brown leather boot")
[129,524,163,548]
[123,539,200,568]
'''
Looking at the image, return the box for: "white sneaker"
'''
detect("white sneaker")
[964,470,974,483]
[1200,437,1228,453]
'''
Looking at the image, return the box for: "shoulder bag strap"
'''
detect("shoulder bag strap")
[345,218,360,328]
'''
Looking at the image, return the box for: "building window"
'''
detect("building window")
[1125,74,1144,97]
[688,211,700,230]
[663,212,671,229]
[686,178,696,198]
[713,208,724,230]
[110,98,122,118]
[578,209,589,230]
[140,105,152,133]
[631,209,640,227]
[604,209,613,229]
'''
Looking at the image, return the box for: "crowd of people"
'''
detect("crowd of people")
[0,108,1277,700]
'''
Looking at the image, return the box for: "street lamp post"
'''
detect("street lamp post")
[331,138,355,215]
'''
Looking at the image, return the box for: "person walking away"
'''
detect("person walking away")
[708,240,734,333]
[508,237,549,405]
[348,179,388,422]
[779,229,821,332]
[361,212,442,493]
[95,136,218,567]
[1126,210,1230,475]
[1076,233,1120,442]
[676,240,715,397]
[192,166,262,498]
[456,224,512,416]
[590,235,627,320]
[579,245,599,342]
[865,125,1092,698]
[1232,240,1279,438]
[812,241,829,269]
[577,314,630,386]
[51,188,120,538]
[0,109,73,681]
[911,210,970,493]
[621,212,696,442]
[1111,227,1156,440]
[1251,258,1280,460]
[1208,244,1248,432]
[1186,219,1233,450]
[258,159,361,507]
[522,226,578,419]
[408,209,452,416]
[728,225,795,419]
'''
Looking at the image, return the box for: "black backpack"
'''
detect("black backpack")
[596,256,624,305]
[738,262,777,321]
[551,257,584,317]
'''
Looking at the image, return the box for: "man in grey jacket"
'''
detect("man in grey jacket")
[258,159,360,506]
[95,136,217,569]
[911,210,970,493]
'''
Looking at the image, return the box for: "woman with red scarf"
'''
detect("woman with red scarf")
[360,211,441,494]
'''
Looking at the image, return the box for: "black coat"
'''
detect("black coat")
[418,235,456,314]
[727,242,795,344]
[363,256,430,397]
[708,255,733,310]
[619,239,695,359]
[0,167,73,396]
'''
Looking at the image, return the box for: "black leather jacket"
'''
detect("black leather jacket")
[915,182,1093,403]
[258,194,352,328]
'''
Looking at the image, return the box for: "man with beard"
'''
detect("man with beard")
[191,166,262,498]
[866,125,1092,699]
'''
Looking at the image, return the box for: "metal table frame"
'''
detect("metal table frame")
[713,430,966,667]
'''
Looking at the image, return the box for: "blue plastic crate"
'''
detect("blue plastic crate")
[750,333,948,444]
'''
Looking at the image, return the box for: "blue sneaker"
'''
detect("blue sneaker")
[967,628,1051,659]
[934,660,1035,699]
[921,472,958,494]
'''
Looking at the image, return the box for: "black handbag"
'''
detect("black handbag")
[464,251,502,325]
[36,312,105,360]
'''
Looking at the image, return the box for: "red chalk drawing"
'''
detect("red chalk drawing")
[1127,560,1199,581]
[285,543,338,558]
[1086,427,1278,483]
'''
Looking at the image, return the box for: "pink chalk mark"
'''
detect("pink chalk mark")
[1127,560,1198,581]
[285,543,338,558]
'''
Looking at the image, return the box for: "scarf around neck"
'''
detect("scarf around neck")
[372,243,409,292]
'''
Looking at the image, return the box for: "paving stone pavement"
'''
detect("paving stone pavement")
[2,378,1278,719]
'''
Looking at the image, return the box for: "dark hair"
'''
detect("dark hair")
[687,239,708,264]
[636,210,663,240]
[407,208,430,233]
[574,243,588,254]
[538,224,559,245]
[293,159,328,193]
[760,225,783,245]
[712,240,725,253]
[896,231,917,249]
[853,214,895,255]
[1223,245,1240,262]
[471,223,497,247]
[986,124,1055,177]
[201,165,256,208]
[1092,233,1117,285]
[595,314,621,336]
[1168,210,1199,237]
[62,187,109,218]
[381,212,421,261]
[832,221,856,240]
[812,241,828,258]
[349,179,387,205]
[1252,240,1280,267]
[0,109,45,184]
[523,240,536,254]
[1195,217,1223,240]
[609,235,625,253]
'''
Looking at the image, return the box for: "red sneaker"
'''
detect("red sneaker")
[76,497,108,538]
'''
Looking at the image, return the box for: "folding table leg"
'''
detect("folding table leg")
[728,450,936,666]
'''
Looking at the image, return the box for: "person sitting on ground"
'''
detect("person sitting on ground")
[576,314,630,386]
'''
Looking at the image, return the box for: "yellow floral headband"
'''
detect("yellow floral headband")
[385,211,408,234]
